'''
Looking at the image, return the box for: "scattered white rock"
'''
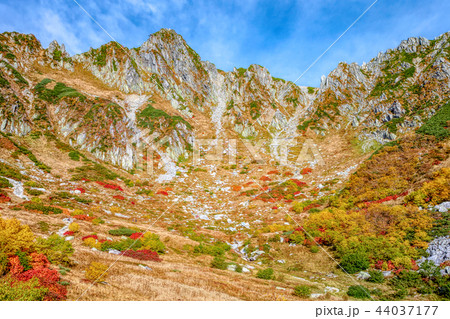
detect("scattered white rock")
[138,264,152,271]
[227,264,237,271]
[434,202,450,213]
[324,286,340,293]
[356,271,370,280]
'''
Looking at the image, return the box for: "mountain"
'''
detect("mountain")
[0,29,449,301]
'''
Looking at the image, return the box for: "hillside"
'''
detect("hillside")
[0,29,449,301]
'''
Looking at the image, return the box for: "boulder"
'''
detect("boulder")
[356,271,370,280]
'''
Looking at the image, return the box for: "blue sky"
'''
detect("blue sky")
[0,0,449,86]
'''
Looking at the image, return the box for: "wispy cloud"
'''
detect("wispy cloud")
[0,0,448,86]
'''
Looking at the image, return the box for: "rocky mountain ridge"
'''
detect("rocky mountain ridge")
[0,29,449,174]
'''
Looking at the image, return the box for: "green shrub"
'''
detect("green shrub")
[235,264,243,273]
[25,188,44,196]
[256,268,274,280]
[71,162,118,181]
[390,270,422,289]
[100,238,143,252]
[367,270,384,283]
[417,102,450,140]
[0,177,12,188]
[68,150,81,161]
[419,260,441,279]
[0,253,8,276]
[438,284,450,300]
[108,227,140,237]
[310,245,319,253]
[347,285,371,299]
[0,277,48,301]
[16,251,31,271]
[293,285,311,298]
[35,234,74,266]
[194,241,230,257]
[211,256,227,270]
[23,203,62,215]
[340,251,370,274]
[0,162,23,180]
[23,181,44,188]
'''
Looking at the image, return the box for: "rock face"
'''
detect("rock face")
[0,29,449,175]
[418,237,450,266]
[434,202,450,213]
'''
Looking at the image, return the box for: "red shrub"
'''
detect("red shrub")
[129,232,143,240]
[75,187,86,194]
[271,206,278,210]
[267,170,279,174]
[301,167,312,175]
[364,191,409,207]
[15,267,67,301]
[8,256,24,275]
[156,190,168,196]
[73,215,95,221]
[231,185,242,192]
[290,179,307,187]
[121,249,162,262]
[0,194,11,203]
[113,195,125,200]
[95,181,123,191]
[63,231,75,236]
[283,172,294,177]
[82,234,98,241]
[260,176,271,181]
[30,253,50,269]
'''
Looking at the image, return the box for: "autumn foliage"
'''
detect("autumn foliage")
[0,217,69,300]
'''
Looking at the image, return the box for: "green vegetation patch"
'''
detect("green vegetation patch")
[23,203,63,215]
[0,162,23,180]
[34,79,86,103]
[137,103,191,131]
[417,102,450,140]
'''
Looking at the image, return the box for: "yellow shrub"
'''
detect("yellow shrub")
[407,168,450,206]
[85,261,108,283]
[110,206,121,214]
[392,256,412,269]
[0,217,35,255]
[90,206,101,213]
[304,208,371,245]
[71,209,84,216]
[68,222,79,233]
[82,238,101,249]
[262,223,292,233]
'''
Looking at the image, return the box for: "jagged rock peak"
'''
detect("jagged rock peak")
[142,28,188,48]
[47,40,68,56]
